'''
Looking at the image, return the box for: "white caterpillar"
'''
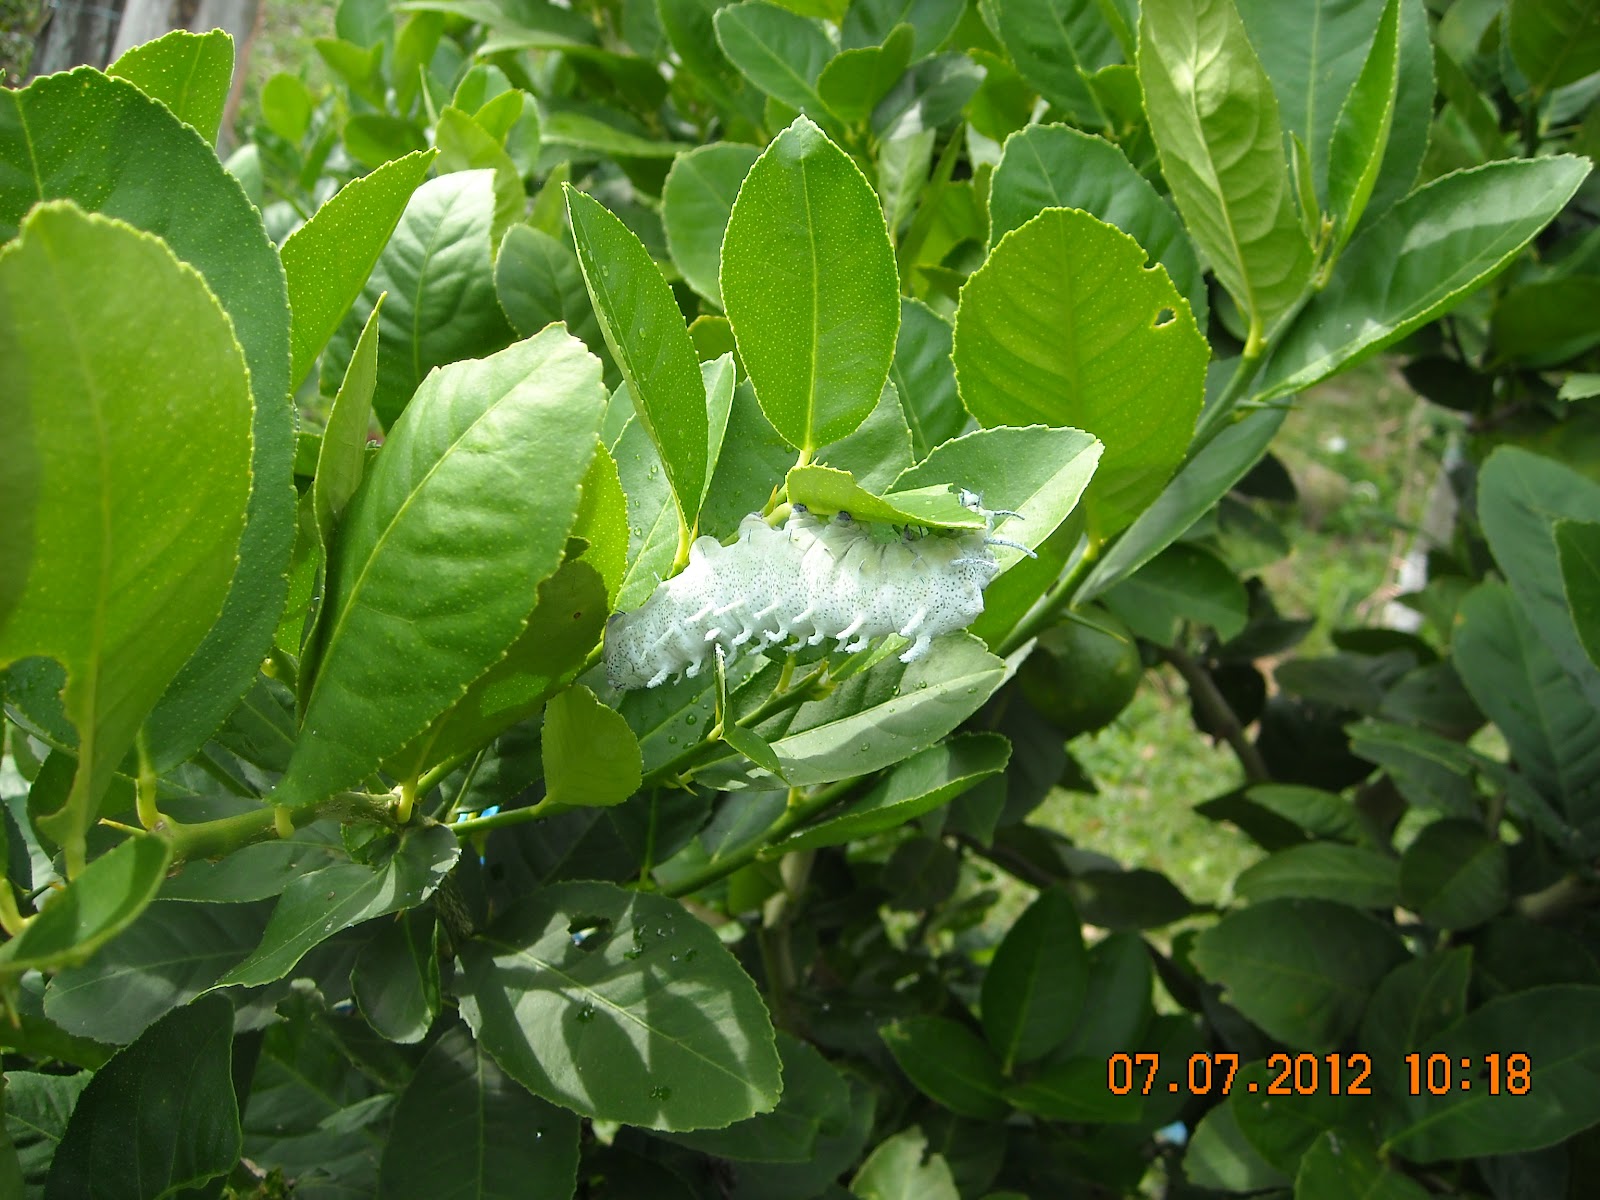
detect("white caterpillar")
[604,500,1016,690]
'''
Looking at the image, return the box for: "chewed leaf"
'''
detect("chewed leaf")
[785,465,983,530]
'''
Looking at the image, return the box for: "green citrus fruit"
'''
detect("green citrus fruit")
[1018,605,1143,737]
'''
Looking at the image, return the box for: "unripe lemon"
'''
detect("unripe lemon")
[1018,605,1143,737]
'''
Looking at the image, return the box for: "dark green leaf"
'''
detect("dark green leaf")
[1102,542,1247,642]
[880,1016,1010,1120]
[5,1071,91,1195]
[1359,947,1472,1067]
[988,0,1121,123]
[1191,898,1406,1050]
[322,170,516,430]
[45,995,239,1200]
[1557,519,1600,671]
[107,28,233,143]
[378,1025,580,1199]
[352,910,441,1044]
[952,208,1207,539]
[1383,985,1600,1162]
[1399,818,1509,930]
[493,223,609,374]
[1258,157,1592,399]
[1296,1129,1429,1200]
[1234,843,1400,908]
[841,0,964,58]
[1006,1057,1142,1123]
[980,888,1088,1071]
[890,298,964,461]
[280,328,604,807]
[1182,1098,1290,1191]
[1138,0,1313,343]
[217,825,459,988]
[722,116,901,452]
[1508,0,1600,94]
[458,880,781,1130]
[714,1,836,113]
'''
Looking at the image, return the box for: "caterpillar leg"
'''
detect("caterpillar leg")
[645,667,673,688]
[833,614,866,647]
[900,633,933,663]
[898,607,927,639]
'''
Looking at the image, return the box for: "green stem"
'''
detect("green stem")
[448,797,558,836]
[663,777,860,898]
[158,791,402,863]
[1189,347,1267,451]
[996,542,1101,659]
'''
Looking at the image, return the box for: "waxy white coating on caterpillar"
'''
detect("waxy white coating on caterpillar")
[604,508,1001,690]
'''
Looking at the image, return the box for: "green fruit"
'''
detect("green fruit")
[1018,606,1143,737]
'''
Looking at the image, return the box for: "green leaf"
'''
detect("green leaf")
[817,25,915,125]
[435,106,526,244]
[1235,843,1400,908]
[1005,1057,1143,1123]
[1359,947,1473,1068]
[0,836,171,982]
[1479,448,1600,708]
[107,28,234,143]
[314,297,383,558]
[880,1016,1010,1120]
[458,880,781,1130]
[344,114,430,171]
[159,820,343,903]
[567,187,710,534]
[322,170,516,430]
[378,1025,581,1199]
[952,208,1207,539]
[217,824,460,988]
[44,900,272,1044]
[988,0,1121,123]
[1191,898,1406,1050]
[1509,0,1600,94]
[663,143,762,309]
[351,909,441,1045]
[0,205,252,873]
[775,733,1010,851]
[1399,818,1509,930]
[538,102,694,160]
[1080,405,1285,599]
[891,299,965,461]
[990,124,1207,327]
[713,1,836,113]
[658,1031,852,1162]
[1057,931,1154,1058]
[1230,1060,1356,1173]
[1326,0,1402,254]
[493,222,609,374]
[44,995,239,1200]
[1102,542,1248,642]
[1453,581,1600,849]
[1184,1099,1290,1192]
[785,465,984,529]
[1557,519,1600,671]
[5,1071,91,1196]
[388,556,610,777]
[0,69,295,781]
[1296,1130,1430,1200]
[1235,0,1433,221]
[1257,157,1592,399]
[980,888,1088,1071]
[543,684,644,807]
[1491,276,1600,366]
[722,116,901,452]
[279,328,604,808]
[1383,985,1600,1162]
[260,72,313,142]
[751,635,1006,787]
[842,0,964,58]
[1138,0,1313,344]
[851,1127,960,1200]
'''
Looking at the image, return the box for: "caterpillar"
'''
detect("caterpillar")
[604,495,1022,690]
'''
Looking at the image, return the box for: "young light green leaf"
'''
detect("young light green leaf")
[714,1,837,113]
[851,1127,960,1200]
[1557,520,1600,671]
[990,124,1208,327]
[217,824,459,988]
[314,295,383,554]
[567,186,711,540]
[722,116,901,452]
[278,328,605,809]
[817,25,914,125]
[981,888,1089,1070]
[1138,0,1313,347]
[458,881,781,1130]
[1257,157,1592,399]
[107,28,234,143]
[0,70,295,778]
[0,204,252,874]
[543,684,644,808]
[952,208,1207,539]
[378,1025,581,1198]
[281,149,436,391]
[44,995,239,1200]
[321,169,515,429]
[1327,0,1402,254]
[663,143,761,309]
[785,465,984,529]
[435,106,525,243]
[0,836,172,982]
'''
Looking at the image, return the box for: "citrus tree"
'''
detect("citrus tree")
[3,0,1599,1195]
